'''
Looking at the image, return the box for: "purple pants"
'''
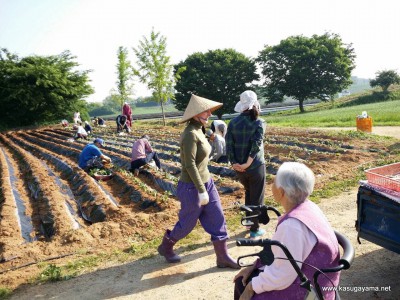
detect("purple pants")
[170,178,229,242]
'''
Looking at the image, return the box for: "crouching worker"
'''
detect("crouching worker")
[211,119,227,138]
[78,138,112,172]
[157,94,239,269]
[74,125,88,140]
[206,129,228,163]
[61,119,69,127]
[97,117,105,126]
[131,135,161,176]
[233,162,340,300]
[84,121,92,135]
[116,114,130,133]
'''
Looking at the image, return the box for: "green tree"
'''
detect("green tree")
[133,29,183,126]
[116,46,133,111]
[86,102,115,117]
[102,94,121,113]
[0,48,93,127]
[370,70,400,92]
[256,33,356,112]
[173,49,258,119]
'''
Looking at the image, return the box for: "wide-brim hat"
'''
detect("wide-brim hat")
[234,90,260,113]
[180,95,223,123]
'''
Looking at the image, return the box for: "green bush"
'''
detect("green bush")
[0,287,12,299]
[38,264,63,282]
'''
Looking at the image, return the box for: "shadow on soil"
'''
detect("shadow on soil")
[10,234,245,300]
[9,234,400,300]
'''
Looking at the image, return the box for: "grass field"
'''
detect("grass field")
[99,89,400,128]
[263,99,400,127]
[98,104,179,119]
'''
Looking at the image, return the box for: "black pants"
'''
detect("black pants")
[130,152,161,170]
[234,269,261,300]
[235,164,266,232]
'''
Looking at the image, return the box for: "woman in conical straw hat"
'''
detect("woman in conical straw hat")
[157,94,239,269]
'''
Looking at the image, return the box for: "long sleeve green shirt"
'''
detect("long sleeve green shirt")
[179,119,211,193]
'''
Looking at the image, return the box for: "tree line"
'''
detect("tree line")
[1,30,399,129]
[0,49,92,128]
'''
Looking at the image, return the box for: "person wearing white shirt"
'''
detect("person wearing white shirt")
[211,119,227,138]
[206,129,228,163]
[75,125,87,140]
[73,111,81,124]
[234,162,340,300]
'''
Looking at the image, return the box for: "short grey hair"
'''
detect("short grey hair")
[275,162,315,205]
[141,135,150,141]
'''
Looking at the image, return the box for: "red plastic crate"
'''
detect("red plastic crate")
[365,162,400,192]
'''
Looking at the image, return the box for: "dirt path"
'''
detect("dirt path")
[10,190,400,300]
[8,127,400,300]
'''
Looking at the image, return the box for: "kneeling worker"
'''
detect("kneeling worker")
[206,129,228,163]
[116,114,130,133]
[78,138,111,172]
[131,135,161,176]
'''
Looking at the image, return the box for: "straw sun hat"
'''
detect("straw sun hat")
[180,95,223,123]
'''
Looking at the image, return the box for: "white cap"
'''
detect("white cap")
[234,90,260,113]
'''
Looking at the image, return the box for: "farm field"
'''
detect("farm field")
[1,121,399,293]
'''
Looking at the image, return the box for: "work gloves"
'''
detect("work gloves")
[198,192,209,206]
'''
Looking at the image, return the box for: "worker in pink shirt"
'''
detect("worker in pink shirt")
[131,135,161,176]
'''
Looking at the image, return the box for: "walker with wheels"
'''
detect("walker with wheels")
[236,204,355,300]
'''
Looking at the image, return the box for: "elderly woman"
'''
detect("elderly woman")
[234,162,340,300]
[157,94,239,269]
[226,90,266,238]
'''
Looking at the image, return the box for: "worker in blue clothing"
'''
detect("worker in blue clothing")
[78,138,111,172]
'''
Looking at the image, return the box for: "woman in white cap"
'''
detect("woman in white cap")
[157,94,239,269]
[206,129,228,163]
[226,90,267,238]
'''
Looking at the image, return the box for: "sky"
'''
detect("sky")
[1,0,399,103]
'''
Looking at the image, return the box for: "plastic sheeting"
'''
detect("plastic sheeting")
[40,161,81,229]
[8,135,106,224]
[0,148,35,242]
[139,169,177,197]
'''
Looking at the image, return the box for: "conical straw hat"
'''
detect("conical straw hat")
[180,95,223,123]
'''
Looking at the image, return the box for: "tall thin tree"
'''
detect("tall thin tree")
[116,46,133,111]
[133,29,184,126]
